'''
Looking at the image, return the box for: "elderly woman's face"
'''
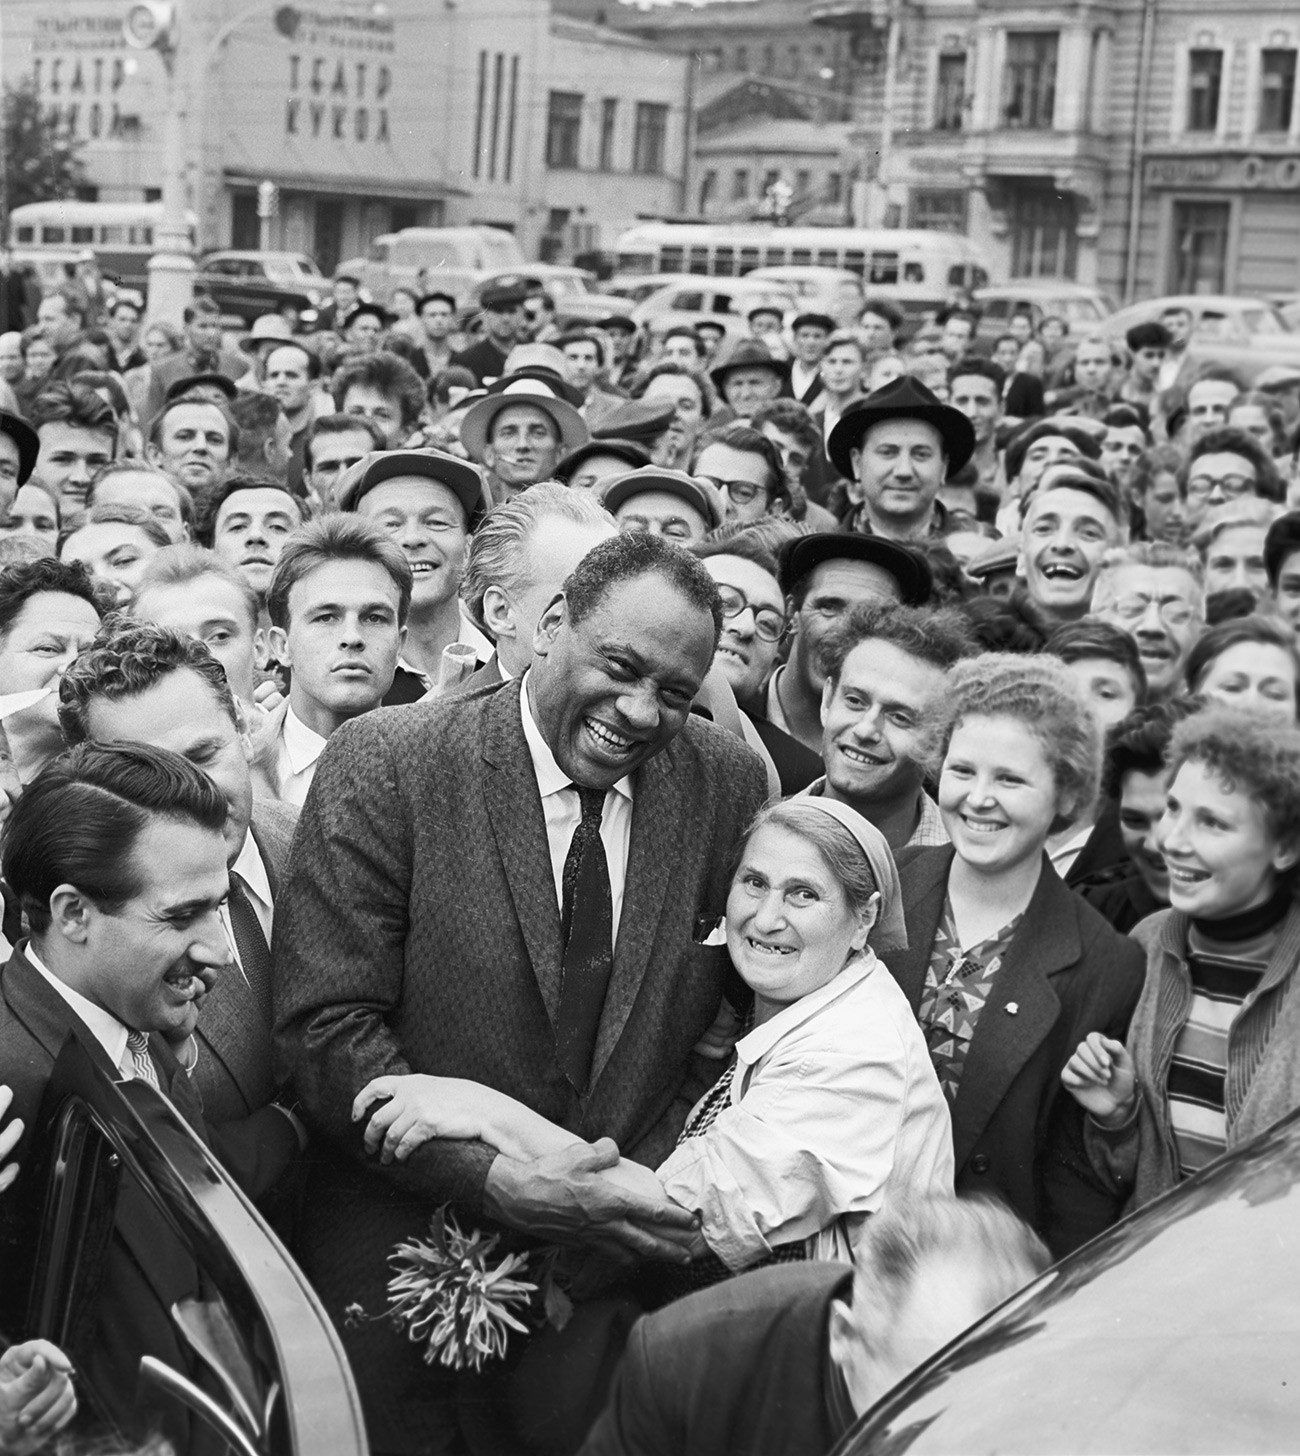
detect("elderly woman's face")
[726,822,871,1015]
[1158,759,1298,919]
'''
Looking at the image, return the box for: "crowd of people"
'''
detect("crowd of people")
[2,261,1300,1455]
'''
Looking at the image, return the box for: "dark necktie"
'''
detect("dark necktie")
[556,786,614,1094]
[227,873,274,1030]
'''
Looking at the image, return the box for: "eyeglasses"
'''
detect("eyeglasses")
[1109,594,1197,626]
[716,585,787,642]
[699,475,770,506]
[1187,473,1255,501]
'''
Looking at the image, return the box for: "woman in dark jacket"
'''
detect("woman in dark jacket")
[890,653,1145,1257]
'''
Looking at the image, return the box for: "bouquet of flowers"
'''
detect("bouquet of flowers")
[346,1206,569,1372]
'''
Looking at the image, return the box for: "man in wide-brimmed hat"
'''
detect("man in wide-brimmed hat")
[710,339,790,423]
[826,375,976,541]
[459,374,589,502]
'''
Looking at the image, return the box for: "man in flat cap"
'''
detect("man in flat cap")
[602,466,723,545]
[826,375,976,542]
[786,313,835,408]
[452,282,530,386]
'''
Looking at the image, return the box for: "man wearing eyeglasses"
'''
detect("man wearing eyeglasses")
[1181,426,1284,533]
[693,425,790,524]
[1091,543,1205,698]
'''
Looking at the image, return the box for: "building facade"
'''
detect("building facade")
[1,0,688,269]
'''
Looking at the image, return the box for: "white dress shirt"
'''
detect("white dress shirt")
[26,943,130,1075]
[276,705,328,806]
[790,361,821,401]
[657,950,954,1272]
[219,829,275,985]
[1047,821,1094,881]
[519,672,633,946]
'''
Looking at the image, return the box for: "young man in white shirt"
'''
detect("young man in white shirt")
[265,514,411,805]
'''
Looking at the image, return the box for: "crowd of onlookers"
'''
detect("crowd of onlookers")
[3,261,1300,1455]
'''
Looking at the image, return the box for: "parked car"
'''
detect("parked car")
[1100,294,1300,383]
[973,282,1117,342]
[471,265,632,326]
[745,264,861,314]
[194,250,328,327]
[348,225,525,309]
[834,1105,1300,1455]
[630,277,797,345]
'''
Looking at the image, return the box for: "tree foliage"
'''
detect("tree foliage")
[2,75,85,222]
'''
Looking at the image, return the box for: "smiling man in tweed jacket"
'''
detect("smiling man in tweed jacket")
[273,532,767,1452]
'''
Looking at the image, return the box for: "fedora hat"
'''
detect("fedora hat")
[827,375,976,480]
[0,411,40,487]
[777,531,932,609]
[709,338,790,396]
[239,313,297,355]
[459,376,590,464]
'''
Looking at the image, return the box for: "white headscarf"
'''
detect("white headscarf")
[789,796,909,953]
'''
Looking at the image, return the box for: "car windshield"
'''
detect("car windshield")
[1242,306,1288,335]
[261,258,298,282]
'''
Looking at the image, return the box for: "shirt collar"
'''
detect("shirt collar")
[25,941,130,1070]
[283,705,328,776]
[232,828,272,907]
[737,949,878,1067]
[518,671,633,803]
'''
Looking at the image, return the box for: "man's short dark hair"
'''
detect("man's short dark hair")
[1265,511,1300,590]
[229,391,286,471]
[1046,619,1148,704]
[333,350,426,429]
[1187,426,1284,503]
[0,556,103,641]
[692,528,781,580]
[632,361,715,418]
[2,741,226,934]
[750,400,820,457]
[59,618,238,746]
[563,532,723,648]
[660,326,704,356]
[1102,403,1150,438]
[147,391,239,456]
[133,541,260,632]
[184,296,221,323]
[935,305,978,329]
[200,473,306,546]
[691,423,784,497]
[27,382,118,449]
[89,460,195,533]
[860,297,905,332]
[267,513,413,630]
[557,331,606,367]
[819,600,973,686]
[1101,697,1197,799]
[303,413,386,473]
[948,356,1005,391]
[1031,470,1122,525]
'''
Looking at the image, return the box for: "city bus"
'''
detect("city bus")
[6,201,197,294]
[613,223,992,315]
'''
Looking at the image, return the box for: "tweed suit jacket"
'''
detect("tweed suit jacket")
[192,800,299,1124]
[272,677,769,1206]
[889,847,1145,1257]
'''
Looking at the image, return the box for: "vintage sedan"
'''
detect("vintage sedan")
[1101,293,1300,382]
[194,251,328,328]
[834,1106,1300,1455]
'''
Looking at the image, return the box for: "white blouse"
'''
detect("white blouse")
[657,949,954,1271]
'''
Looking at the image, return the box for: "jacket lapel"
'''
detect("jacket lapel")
[889,848,955,1011]
[589,746,685,1087]
[481,681,564,1024]
[5,948,123,1082]
[949,861,1076,1170]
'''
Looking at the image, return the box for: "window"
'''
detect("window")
[1009,189,1079,278]
[910,188,968,233]
[825,171,843,204]
[1260,48,1297,132]
[545,91,583,169]
[763,45,775,74]
[1170,200,1230,293]
[1187,48,1223,132]
[736,45,748,70]
[699,170,718,213]
[632,102,669,174]
[733,168,750,200]
[789,46,801,76]
[599,98,618,170]
[1002,32,1058,129]
[795,168,811,196]
[935,52,966,131]
[763,168,781,194]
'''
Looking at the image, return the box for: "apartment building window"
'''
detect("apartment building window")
[1002,32,1058,129]
[1009,189,1078,278]
[910,189,968,233]
[736,45,748,70]
[599,98,618,170]
[633,102,669,174]
[1187,48,1223,132]
[1170,200,1230,293]
[699,169,718,212]
[825,172,843,204]
[546,91,582,169]
[1259,48,1297,132]
[934,52,966,131]
[795,168,812,195]
[733,168,750,200]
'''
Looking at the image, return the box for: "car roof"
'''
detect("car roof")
[835,1106,1300,1456]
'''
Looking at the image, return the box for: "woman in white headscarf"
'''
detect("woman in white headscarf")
[356,797,953,1278]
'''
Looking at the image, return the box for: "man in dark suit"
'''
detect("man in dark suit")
[59,620,299,1125]
[273,532,768,1452]
[784,312,834,408]
[580,1196,1051,1456]
[0,743,298,1444]
[143,295,250,424]
[451,281,530,385]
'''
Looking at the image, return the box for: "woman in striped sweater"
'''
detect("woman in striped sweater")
[1063,707,1300,1210]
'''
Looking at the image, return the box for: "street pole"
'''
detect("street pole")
[145,41,195,324]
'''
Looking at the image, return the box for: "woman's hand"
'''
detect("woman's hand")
[353,1074,487,1163]
[0,1341,77,1451]
[1061,1032,1138,1129]
[0,1085,23,1195]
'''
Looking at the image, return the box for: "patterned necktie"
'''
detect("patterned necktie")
[124,1029,161,1090]
[227,872,274,1030]
[556,785,614,1094]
